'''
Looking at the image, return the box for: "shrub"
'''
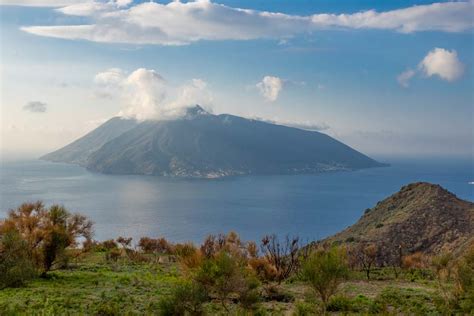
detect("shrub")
[0,202,93,275]
[455,244,474,313]
[158,281,208,316]
[402,252,429,270]
[101,239,118,251]
[237,274,261,311]
[138,237,172,254]
[326,295,352,312]
[106,248,122,263]
[116,236,133,258]
[262,284,294,302]
[260,234,300,284]
[431,253,453,280]
[301,246,349,313]
[249,257,278,282]
[175,242,202,269]
[195,251,259,311]
[294,301,317,316]
[199,232,247,260]
[0,229,36,288]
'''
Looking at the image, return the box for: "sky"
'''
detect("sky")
[0,0,473,160]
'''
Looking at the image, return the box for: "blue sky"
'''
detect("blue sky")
[1,0,472,159]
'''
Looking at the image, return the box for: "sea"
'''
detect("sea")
[1,158,472,244]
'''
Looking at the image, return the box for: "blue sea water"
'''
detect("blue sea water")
[0,158,472,243]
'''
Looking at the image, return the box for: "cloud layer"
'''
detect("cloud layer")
[256,76,284,102]
[94,68,212,120]
[23,101,47,113]
[19,0,474,45]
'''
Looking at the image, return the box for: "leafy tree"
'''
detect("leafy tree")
[301,247,349,314]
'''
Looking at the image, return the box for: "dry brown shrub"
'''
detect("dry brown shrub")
[248,257,278,282]
[402,252,429,269]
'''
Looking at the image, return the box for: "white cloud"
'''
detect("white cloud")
[0,0,131,7]
[256,76,284,102]
[170,78,213,110]
[20,0,474,45]
[310,1,474,33]
[397,69,415,87]
[0,0,82,6]
[261,118,329,131]
[94,68,212,120]
[397,48,465,86]
[418,48,464,82]
[23,101,47,113]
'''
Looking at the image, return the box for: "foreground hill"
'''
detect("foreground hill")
[42,105,385,178]
[324,182,474,261]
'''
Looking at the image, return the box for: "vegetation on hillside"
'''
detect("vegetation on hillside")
[323,182,474,264]
[1,200,474,315]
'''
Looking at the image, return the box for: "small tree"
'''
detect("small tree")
[350,243,377,280]
[261,234,300,284]
[195,250,259,311]
[301,247,349,314]
[1,202,93,275]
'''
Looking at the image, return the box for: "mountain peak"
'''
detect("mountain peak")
[323,182,474,261]
[184,105,209,118]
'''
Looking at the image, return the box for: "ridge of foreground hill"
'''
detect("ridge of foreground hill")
[41,105,385,178]
[324,182,474,260]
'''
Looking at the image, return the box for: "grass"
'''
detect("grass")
[0,253,449,315]
[0,253,181,315]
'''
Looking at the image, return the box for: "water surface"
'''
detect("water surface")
[1,158,472,243]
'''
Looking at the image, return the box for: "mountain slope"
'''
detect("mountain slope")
[324,182,474,260]
[41,117,138,165]
[42,106,385,178]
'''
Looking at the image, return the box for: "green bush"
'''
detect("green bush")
[294,301,317,315]
[301,246,349,312]
[158,281,208,316]
[326,294,374,313]
[237,274,261,310]
[326,295,352,312]
[455,244,474,313]
[195,251,260,311]
[0,230,36,288]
